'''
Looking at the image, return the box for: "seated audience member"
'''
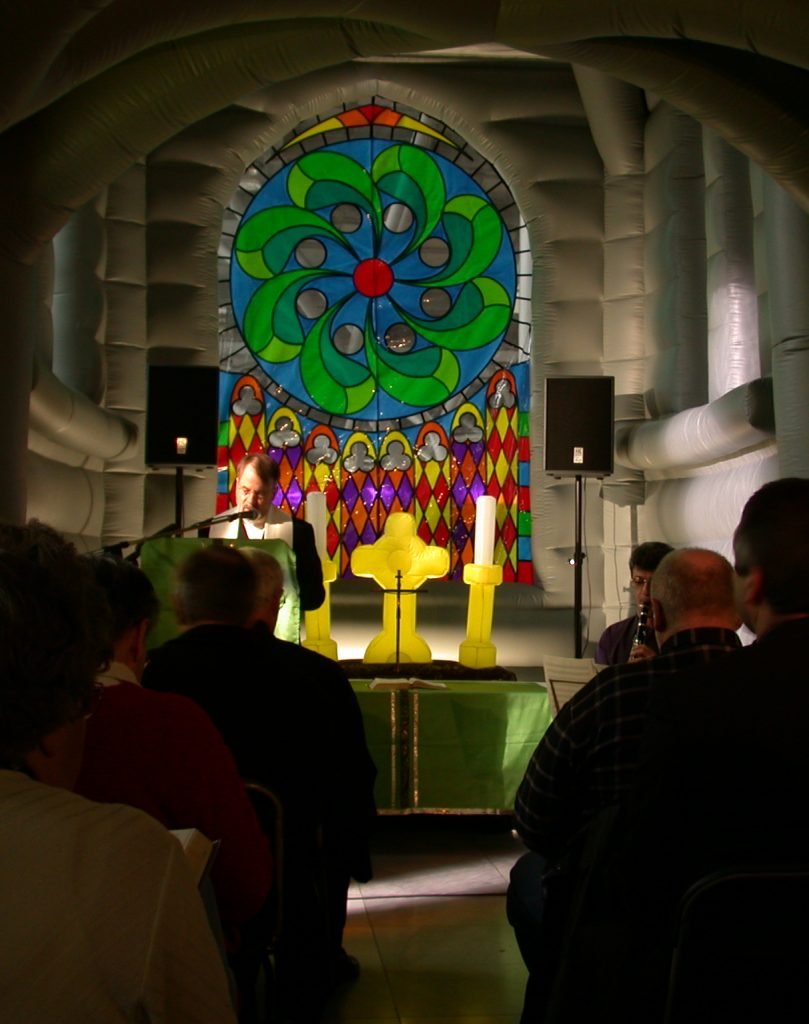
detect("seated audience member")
[0,521,236,1023]
[209,452,325,611]
[508,547,741,1023]
[142,544,266,749]
[574,478,809,1024]
[595,541,673,664]
[143,543,375,1021]
[241,547,377,982]
[75,555,272,954]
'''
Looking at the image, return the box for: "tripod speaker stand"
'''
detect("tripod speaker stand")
[544,376,615,658]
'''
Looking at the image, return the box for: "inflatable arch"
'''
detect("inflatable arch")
[4,2,809,662]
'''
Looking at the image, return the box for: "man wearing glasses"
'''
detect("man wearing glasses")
[595,541,673,665]
[209,452,325,612]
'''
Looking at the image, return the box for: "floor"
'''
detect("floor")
[323,816,528,1024]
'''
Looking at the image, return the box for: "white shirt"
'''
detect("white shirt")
[209,506,293,549]
[97,660,139,687]
[0,771,236,1022]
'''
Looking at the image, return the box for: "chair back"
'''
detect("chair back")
[542,655,598,715]
[229,781,286,1023]
[664,863,809,1024]
[244,780,284,949]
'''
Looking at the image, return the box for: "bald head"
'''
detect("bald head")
[650,548,741,644]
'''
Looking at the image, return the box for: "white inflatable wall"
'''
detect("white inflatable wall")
[6,2,809,662]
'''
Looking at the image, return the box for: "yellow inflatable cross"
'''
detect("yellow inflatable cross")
[351,512,449,664]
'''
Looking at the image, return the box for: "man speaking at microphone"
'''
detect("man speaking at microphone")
[209,453,325,612]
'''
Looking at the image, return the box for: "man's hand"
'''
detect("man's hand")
[628,643,656,663]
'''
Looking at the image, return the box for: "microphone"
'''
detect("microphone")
[208,507,261,525]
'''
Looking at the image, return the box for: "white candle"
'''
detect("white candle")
[305,491,328,560]
[474,495,497,565]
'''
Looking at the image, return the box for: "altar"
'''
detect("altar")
[138,532,554,815]
[352,678,552,814]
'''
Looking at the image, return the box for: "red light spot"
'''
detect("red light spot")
[353,258,394,298]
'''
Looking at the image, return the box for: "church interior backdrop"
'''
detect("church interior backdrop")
[217,99,534,582]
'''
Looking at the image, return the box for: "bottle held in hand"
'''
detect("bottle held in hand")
[633,604,652,648]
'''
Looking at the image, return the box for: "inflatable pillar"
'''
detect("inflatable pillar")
[459,496,502,668]
[459,561,503,669]
[303,558,338,659]
[302,490,338,659]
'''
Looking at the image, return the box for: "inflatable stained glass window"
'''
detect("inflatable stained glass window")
[218,99,533,582]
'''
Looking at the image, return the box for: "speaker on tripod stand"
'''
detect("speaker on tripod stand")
[544,376,615,656]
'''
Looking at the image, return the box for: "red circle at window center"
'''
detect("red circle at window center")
[353,258,394,297]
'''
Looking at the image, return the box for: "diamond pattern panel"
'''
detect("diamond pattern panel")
[484,371,523,579]
[432,475,449,509]
[338,432,379,574]
[221,374,268,507]
[432,518,451,549]
[414,474,434,509]
[299,426,342,557]
[325,473,343,562]
[264,410,303,514]
[218,367,534,581]
[237,416,257,451]
[413,424,451,545]
[216,444,230,513]
[397,476,414,508]
[422,499,443,534]
[378,434,415,522]
[269,449,294,512]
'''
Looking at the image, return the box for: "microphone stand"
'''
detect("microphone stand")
[395,570,403,674]
[95,510,257,560]
[381,571,420,675]
[573,473,584,657]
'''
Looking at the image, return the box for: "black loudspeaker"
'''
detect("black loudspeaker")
[544,376,615,477]
[145,365,220,467]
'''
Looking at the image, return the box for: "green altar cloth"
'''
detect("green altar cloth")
[352,680,552,814]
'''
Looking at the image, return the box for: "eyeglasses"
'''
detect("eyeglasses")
[630,575,653,588]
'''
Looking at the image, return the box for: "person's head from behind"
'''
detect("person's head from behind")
[0,521,109,787]
[629,541,674,611]
[235,453,280,524]
[732,477,809,634]
[174,544,257,628]
[85,555,159,679]
[650,547,740,645]
[240,548,285,633]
